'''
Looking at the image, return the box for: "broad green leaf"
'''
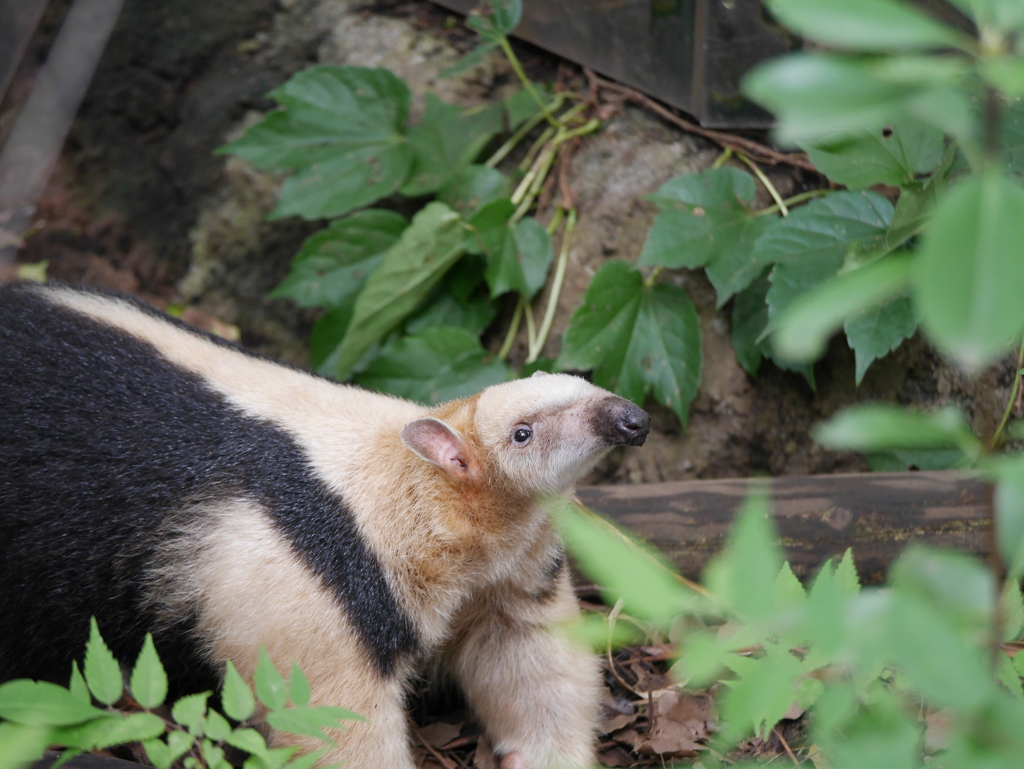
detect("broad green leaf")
[289,663,311,708]
[866,448,966,471]
[980,58,1024,98]
[331,202,466,380]
[703,489,784,623]
[219,67,413,220]
[405,256,496,336]
[548,498,699,625]
[467,0,522,41]
[266,706,362,745]
[270,210,407,309]
[201,739,228,769]
[171,692,209,736]
[440,40,500,78]
[282,747,332,769]
[718,645,803,742]
[356,327,510,404]
[205,709,232,741]
[309,305,355,375]
[68,661,89,704]
[774,562,807,609]
[744,54,922,144]
[143,737,173,769]
[766,0,967,52]
[884,143,956,250]
[801,117,945,189]
[84,618,123,706]
[914,168,1024,371]
[844,295,918,384]
[130,634,167,710]
[891,546,994,632]
[950,0,1024,31]
[53,712,165,751]
[0,723,53,769]
[255,648,288,711]
[473,202,553,301]
[730,274,771,377]
[167,730,194,763]
[997,652,1024,698]
[817,685,921,769]
[225,727,271,759]
[1002,579,1024,641]
[814,404,982,455]
[438,165,510,217]
[996,475,1024,580]
[639,168,771,305]
[504,87,552,129]
[0,680,107,725]
[222,661,256,723]
[1002,98,1024,176]
[401,95,503,197]
[556,261,701,427]
[772,253,913,363]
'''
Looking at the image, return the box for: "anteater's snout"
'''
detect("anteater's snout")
[594,397,650,446]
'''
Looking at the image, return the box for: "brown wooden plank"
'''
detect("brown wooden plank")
[576,470,992,585]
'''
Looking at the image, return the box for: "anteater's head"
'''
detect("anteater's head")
[400,373,649,497]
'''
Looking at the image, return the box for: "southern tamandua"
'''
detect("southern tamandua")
[0,282,650,768]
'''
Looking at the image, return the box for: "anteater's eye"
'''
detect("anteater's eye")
[512,426,533,445]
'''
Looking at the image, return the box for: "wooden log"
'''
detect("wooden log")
[576,471,992,585]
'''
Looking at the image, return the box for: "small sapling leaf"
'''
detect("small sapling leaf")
[289,662,311,708]
[84,618,123,706]
[171,691,210,736]
[205,709,232,742]
[814,404,981,456]
[843,295,918,385]
[130,633,168,710]
[68,661,89,704]
[0,680,107,726]
[255,648,288,712]
[222,660,256,723]
[52,712,166,752]
[225,727,271,760]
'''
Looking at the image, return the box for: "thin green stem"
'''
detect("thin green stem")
[552,118,601,146]
[545,206,565,235]
[990,336,1024,449]
[485,94,566,169]
[753,188,830,217]
[738,152,788,216]
[513,144,557,220]
[499,38,559,128]
[518,125,556,172]
[643,266,662,289]
[529,208,577,363]
[498,300,525,360]
[523,294,538,352]
[711,147,733,169]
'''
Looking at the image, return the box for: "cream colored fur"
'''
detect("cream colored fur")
[42,285,627,769]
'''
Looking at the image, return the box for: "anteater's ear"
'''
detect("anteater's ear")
[401,418,479,482]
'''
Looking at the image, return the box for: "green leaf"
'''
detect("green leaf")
[885,143,957,249]
[801,117,945,189]
[835,548,861,596]
[401,95,503,197]
[270,210,407,309]
[0,680,107,726]
[309,305,355,375]
[225,727,271,759]
[1002,579,1024,641]
[282,747,332,769]
[84,618,123,706]
[52,712,166,751]
[766,0,967,52]
[438,165,510,217]
[171,692,210,736]
[130,634,168,710]
[201,739,228,769]
[467,0,522,41]
[68,661,89,704]
[996,474,1024,580]
[331,202,466,380]
[547,498,700,625]
[844,295,918,384]
[288,663,311,708]
[218,67,413,220]
[891,546,995,632]
[557,261,702,427]
[980,58,1024,98]
[997,652,1024,698]
[440,40,500,78]
[205,709,232,742]
[774,562,807,609]
[718,644,803,742]
[814,404,982,455]
[730,273,771,377]
[703,489,784,623]
[772,252,913,364]
[167,730,194,763]
[266,706,362,746]
[0,723,53,769]
[255,648,288,711]
[355,327,511,404]
[483,217,552,301]
[222,661,256,723]
[404,283,496,337]
[143,737,173,769]
[1002,98,1024,176]
[639,168,771,305]
[914,168,1024,372]
[951,0,1024,32]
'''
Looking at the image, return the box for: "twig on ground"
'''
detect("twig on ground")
[584,69,817,173]
[773,727,801,766]
[411,722,459,769]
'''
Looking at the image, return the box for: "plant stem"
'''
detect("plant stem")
[528,207,577,363]
[753,188,830,217]
[485,94,566,169]
[513,144,557,220]
[518,125,555,172]
[524,294,538,352]
[499,37,559,128]
[738,152,788,216]
[643,266,662,289]
[498,299,525,360]
[711,147,733,169]
[545,205,565,235]
[990,336,1024,449]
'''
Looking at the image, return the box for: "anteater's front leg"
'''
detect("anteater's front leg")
[444,562,599,769]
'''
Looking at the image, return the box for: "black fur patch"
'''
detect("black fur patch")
[531,550,566,603]
[0,283,417,685]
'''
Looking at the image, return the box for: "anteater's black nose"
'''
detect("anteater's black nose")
[594,397,650,446]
